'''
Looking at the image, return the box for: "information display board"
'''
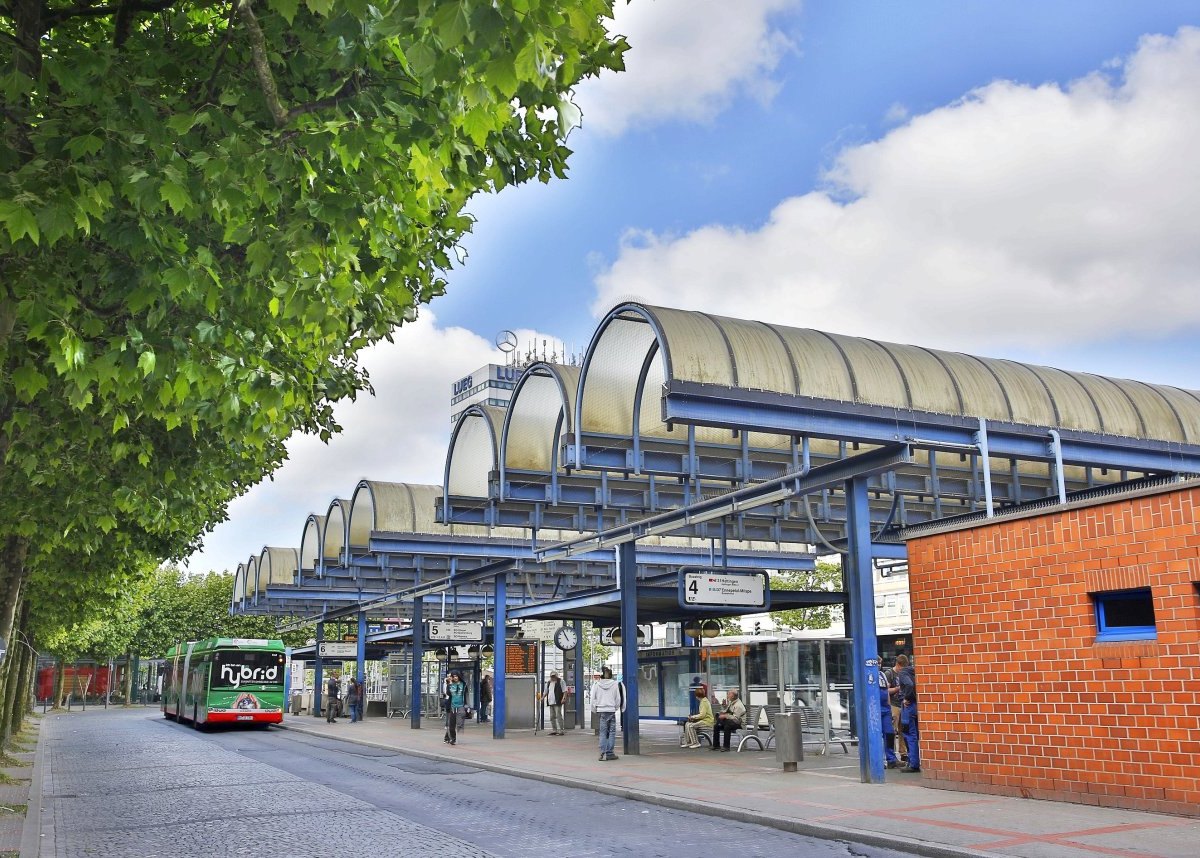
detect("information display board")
[317,642,357,658]
[504,641,538,675]
[427,620,483,643]
[598,625,654,648]
[679,568,770,610]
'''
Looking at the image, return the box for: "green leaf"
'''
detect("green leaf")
[485,55,519,98]
[269,0,301,24]
[166,113,199,135]
[65,134,104,158]
[160,182,192,214]
[137,350,156,377]
[37,201,77,246]
[0,201,40,245]
[433,1,470,47]
[11,364,49,401]
[462,107,494,147]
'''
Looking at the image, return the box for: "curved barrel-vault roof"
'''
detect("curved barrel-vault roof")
[580,303,1200,444]
[323,498,351,565]
[445,406,506,500]
[244,555,259,600]
[299,514,326,574]
[232,562,246,609]
[348,480,489,543]
[502,363,580,475]
[257,546,299,590]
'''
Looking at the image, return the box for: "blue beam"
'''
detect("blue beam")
[664,383,1200,473]
[573,618,584,731]
[356,611,366,691]
[846,477,885,785]
[494,574,507,740]
[507,589,619,619]
[410,598,423,729]
[537,444,912,563]
[871,542,908,560]
[314,621,324,719]
[618,541,639,756]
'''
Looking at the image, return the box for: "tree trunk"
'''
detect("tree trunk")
[0,537,28,658]
[6,646,33,747]
[0,657,13,748]
[123,652,134,706]
[54,661,65,709]
[11,608,35,737]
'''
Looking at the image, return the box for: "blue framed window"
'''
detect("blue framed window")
[1093,588,1156,641]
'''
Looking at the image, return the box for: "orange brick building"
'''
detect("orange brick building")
[906,479,1200,816]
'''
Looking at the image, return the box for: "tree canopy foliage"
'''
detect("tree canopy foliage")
[767,561,844,631]
[0,0,626,679]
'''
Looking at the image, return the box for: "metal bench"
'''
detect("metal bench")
[799,705,853,754]
[698,704,772,751]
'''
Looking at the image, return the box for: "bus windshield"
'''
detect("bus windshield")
[211,650,285,689]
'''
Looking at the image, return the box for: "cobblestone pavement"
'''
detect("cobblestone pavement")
[40,707,910,858]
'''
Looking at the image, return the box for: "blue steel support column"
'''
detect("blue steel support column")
[573,619,584,730]
[356,611,367,688]
[493,573,507,739]
[845,477,885,784]
[410,598,423,729]
[618,541,640,755]
[314,621,324,718]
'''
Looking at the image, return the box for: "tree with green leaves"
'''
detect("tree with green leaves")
[0,0,627,738]
[128,566,312,656]
[767,560,845,631]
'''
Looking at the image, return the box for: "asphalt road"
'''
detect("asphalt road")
[40,707,914,857]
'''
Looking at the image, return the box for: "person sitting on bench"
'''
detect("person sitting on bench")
[711,690,746,752]
[682,684,714,748]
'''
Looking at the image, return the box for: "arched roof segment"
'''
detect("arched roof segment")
[323,499,351,564]
[257,547,298,588]
[232,563,246,609]
[299,514,325,574]
[584,303,1200,443]
[446,405,505,499]
[502,363,580,474]
[244,555,259,600]
[578,309,787,448]
[348,481,490,537]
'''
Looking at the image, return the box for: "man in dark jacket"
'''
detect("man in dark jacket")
[894,655,919,772]
[325,673,339,723]
[544,672,566,735]
[479,672,493,723]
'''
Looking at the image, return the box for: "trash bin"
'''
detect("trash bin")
[290,691,303,715]
[774,711,804,772]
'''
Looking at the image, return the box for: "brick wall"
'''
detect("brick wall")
[908,485,1200,816]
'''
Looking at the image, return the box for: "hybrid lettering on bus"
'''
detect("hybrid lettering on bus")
[163,638,286,728]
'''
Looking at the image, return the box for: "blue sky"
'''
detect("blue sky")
[186,1,1200,575]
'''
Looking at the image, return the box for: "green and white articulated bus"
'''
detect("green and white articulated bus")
[163,638,286,728]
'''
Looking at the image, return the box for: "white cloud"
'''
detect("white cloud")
[184,314,502,574]
[578,0,799,135]
[591,27,1200,354]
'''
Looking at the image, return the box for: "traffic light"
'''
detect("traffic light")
[753,621,761,635]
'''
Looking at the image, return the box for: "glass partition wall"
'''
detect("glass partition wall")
[703,638,857,749]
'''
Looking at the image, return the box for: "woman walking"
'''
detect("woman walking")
[445,671,466,746]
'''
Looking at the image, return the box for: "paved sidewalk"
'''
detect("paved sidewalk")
[0,715,40,858]
[280,713,1197,858]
